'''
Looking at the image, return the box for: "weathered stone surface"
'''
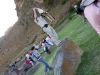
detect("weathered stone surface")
[11,71,18,75]
[26,63,40,75]
[52,38,83,75]
[28,34,37,45]
[4,66,21,75]
[49,44,57,52]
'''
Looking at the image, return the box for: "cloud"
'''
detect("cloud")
[0,0,18,37]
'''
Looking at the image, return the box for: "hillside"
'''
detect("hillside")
[0,0,79,73]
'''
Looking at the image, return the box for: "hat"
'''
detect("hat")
[81,0,95,6]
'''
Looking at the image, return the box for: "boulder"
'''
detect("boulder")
[52,38,84,75]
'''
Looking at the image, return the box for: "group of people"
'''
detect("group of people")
[74,0,100,36]
[9,35,55,74]
[24,35,54,75]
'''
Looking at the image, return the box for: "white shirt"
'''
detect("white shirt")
[36,8,44,14]
[46,37,52,42]
[34,16,48,28]
[33,7,44,14]
[33,7,47,28]
[26,54,30,59]
[46,37,53,46]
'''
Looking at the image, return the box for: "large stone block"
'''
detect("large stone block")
[26,63,41,75]
[52,38,84,75]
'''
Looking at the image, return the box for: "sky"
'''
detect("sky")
[0,0,18,37]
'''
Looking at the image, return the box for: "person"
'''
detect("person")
[15,58,21,64]
[33,44,41,52]
[32,7,62,46]
[80,0,100,35]
[41,37,51,54]
[10,62,17,68]
[45,35,53,46]
[74,5,86,23]
[26,52,35,65]
[30,46,53,75]
[41,41,51,54]
[74,5,84,15]
[23,57,33,72]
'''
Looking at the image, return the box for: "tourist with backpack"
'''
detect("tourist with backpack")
[32,7,62,47]
[30,46,53,75]
[80,0,100,35]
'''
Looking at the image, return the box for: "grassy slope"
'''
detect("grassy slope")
[33,15,100,75]
[58,16,100,75]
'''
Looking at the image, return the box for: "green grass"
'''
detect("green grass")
[54,11,75,29]
[33,14,100,75]
[58,16,100,75]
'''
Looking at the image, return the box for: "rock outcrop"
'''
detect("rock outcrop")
[52,38,83,75]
